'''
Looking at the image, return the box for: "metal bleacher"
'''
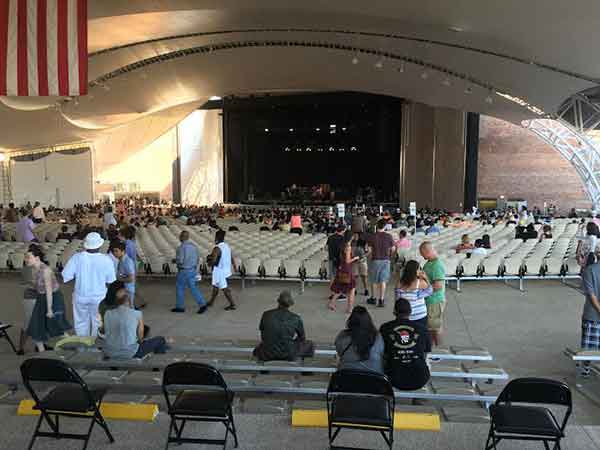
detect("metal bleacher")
[0,340,508,422]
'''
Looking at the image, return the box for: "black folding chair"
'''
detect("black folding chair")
[20,358,114,450]
[0,323,18,354]
[326,369,395,450]
[162,361,238,449]
[486,377,572,450]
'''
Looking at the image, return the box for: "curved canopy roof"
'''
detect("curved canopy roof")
[1,0,599,150]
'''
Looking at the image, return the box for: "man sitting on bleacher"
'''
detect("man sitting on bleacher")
[380,299,431,391]
[253,291,308,361]
[103,289,168,360]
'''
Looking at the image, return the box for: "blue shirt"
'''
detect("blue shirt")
[176,240,200,271]
[125,239,137,264]
[117,254,136,293]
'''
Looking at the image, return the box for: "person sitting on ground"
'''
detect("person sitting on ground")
[380,299,432,391]
[481,234,492,249]
[253,291,307,361]
[394,260,432,328]
[455,234,474,254]
[471,239,488,256]
[335,306,384,373]
[516,222,538,241]
[56,225,72,241]
[539,224,553,241]
[103,289,168,360]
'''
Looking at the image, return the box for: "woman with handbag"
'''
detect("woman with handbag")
[328,237,359,313]
[25,244,71,352]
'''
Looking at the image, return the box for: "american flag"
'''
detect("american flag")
[0,0,87,96]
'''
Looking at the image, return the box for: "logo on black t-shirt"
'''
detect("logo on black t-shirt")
[391,325,417,349]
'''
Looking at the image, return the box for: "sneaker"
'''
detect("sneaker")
[171,308,185,313]
[197,306,208,314]
[224,304,237,311]
[338,294,347,300]
[377,299,385,308]
[366,297,376,305]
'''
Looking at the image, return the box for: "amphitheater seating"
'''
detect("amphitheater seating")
[0,218,583,291]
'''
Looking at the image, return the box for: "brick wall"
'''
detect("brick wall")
[477,115,591,212]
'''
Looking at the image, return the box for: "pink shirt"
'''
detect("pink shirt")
[290,215,302,229]
[396,238,411,249]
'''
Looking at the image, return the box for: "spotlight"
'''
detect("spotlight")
[352,56,359,65]
[289,128,294,132]
[315,127,320,131]
[328,147,335,152]
[306,147,312,152]
[264,128,270,132]
[284,147,291,152]
[342,127,347,131]
[464,86,473,94]
[350,147,358,152]
[329,124,336,128]
[421,71,429,80]
[375,60,384,69]
[209,96,222,101]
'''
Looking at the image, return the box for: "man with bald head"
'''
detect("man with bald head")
[419,241,446,346]
[172,231,207,314]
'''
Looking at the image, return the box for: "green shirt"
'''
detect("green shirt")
[423,258,445,305]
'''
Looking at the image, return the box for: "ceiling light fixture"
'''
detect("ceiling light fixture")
[485,94,494,104]
[421,71,429,80]
[397,62,405,73]
[209,96,222,101]
[352,56,359,65]
[449,26,464,33]
[442,77,451,87]
[375,59,384,69]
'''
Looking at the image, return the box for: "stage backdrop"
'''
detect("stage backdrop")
[11,149,93,207]
[178,109,224,206]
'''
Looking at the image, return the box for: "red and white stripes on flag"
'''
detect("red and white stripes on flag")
[0,0,87,96]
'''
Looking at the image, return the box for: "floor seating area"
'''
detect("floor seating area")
[0,340,508,424]
[0,218,583,292]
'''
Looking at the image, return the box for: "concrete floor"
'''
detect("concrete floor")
[1,273,600,448]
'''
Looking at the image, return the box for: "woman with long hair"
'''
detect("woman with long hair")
[578,221,600,268]
[25,244,71,352]
[328,236,358,313]
[334,306,384,373]
[394,260,432,327]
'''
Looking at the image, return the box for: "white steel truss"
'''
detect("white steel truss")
[523,117,600,209]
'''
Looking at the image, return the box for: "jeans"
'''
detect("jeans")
[176,270,206,309]
[134,336,168,358]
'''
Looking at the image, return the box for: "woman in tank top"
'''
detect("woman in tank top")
[25,244,71,352]
[394,260,432,328]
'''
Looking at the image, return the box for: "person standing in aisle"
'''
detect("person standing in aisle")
[207,229,236,310]
[62,232,116,336]
[172,231,208,314]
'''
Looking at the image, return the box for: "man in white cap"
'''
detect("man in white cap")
[62,232,116,336]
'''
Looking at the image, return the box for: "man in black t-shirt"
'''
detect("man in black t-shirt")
[380,299,432,391]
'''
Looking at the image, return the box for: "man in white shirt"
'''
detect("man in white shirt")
[32,202,45,223]
[62,232,116,336]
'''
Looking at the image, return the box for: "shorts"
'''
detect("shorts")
[212,270,229,289]
[582,320,600,350]
[352,261,368,277]
[369,260,391,284]
[23,297,36,329]
[427,301,445,332]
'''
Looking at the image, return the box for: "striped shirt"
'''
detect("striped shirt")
[394,281,432,321]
